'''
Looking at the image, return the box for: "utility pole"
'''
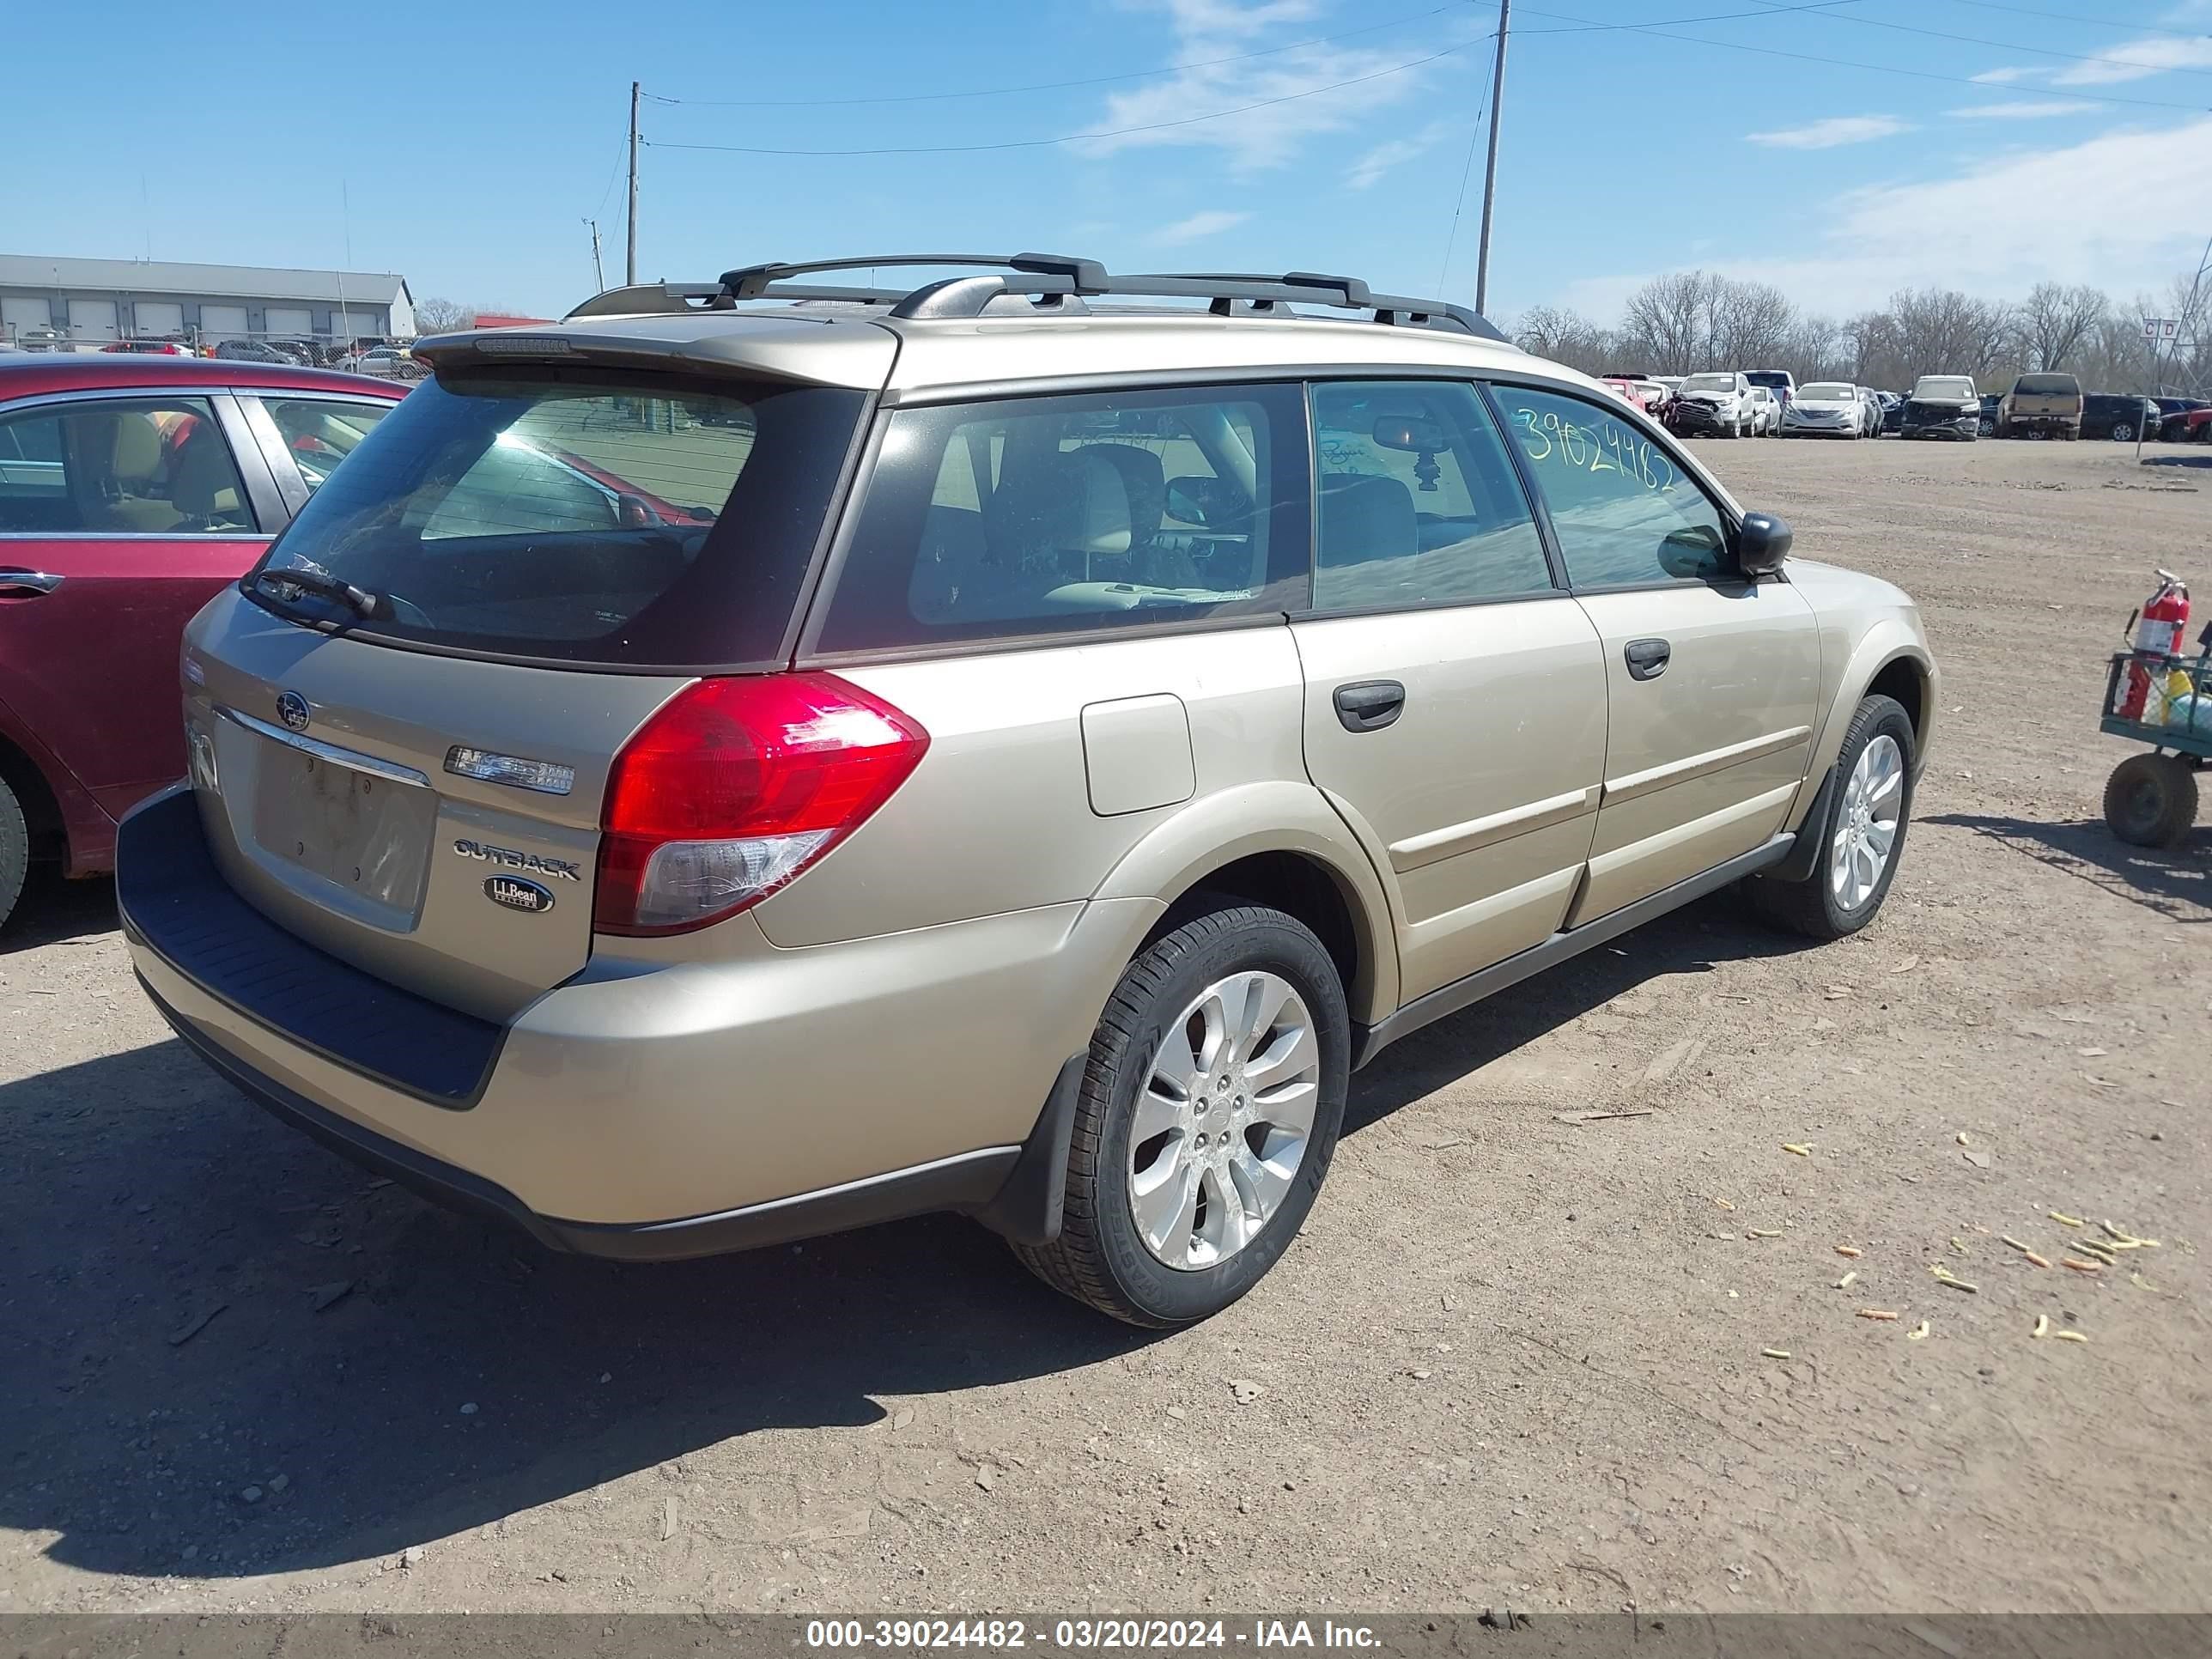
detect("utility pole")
[586,218,605,293]
[626,81,641,286]
[1473,0,1510,318]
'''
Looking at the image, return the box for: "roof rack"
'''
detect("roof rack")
[567,253,1506,340]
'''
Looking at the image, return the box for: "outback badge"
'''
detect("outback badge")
[484,875,556,915]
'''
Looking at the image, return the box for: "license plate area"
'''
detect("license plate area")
[250,745,436,921]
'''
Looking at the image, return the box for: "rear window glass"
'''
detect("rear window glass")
[812,384,1310,654]
[250,368,864,668]
[2014,374,2079,396]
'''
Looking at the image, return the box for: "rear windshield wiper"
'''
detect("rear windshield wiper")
[253,566,382,619]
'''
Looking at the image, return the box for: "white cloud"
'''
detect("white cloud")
[1344,119,1455,190]
[1948,100,2098,119]
[1559,117,2212,319]
[2052,34,2212,85]
[1747,115,1910,149]
[1969,66,2041,85]
[1152,209,1252,245]
[1079,0,1462,170]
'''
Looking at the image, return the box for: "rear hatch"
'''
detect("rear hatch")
[183,351,878,1020]
[2008,376,2081,422]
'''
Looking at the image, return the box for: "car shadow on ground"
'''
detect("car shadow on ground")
[0,871,117,955]
[0,893,1810,1583]
[1927,811,2209,925]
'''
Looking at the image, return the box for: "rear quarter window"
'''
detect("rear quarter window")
[251,368,865,668]
[811,384,1310,654]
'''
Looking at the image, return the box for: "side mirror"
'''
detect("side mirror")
[617,492,664,529]
[1737,512,1793,576]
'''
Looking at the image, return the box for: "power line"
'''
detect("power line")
[1512,3,2212,110]
[643,37,1491,156]
[1933,0,2212,43]
[1437,35,1499,298]
[1730,0,2212,82]
[639,4,1456,107]
[636,0,1865,112]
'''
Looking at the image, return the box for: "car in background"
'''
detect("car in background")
[2154,398,2208,442]
[0,355,404,929]
[1875,392,1905,435]
[1902,375,1978,441]
[1853,389,1885,437]
[1976,392,2005,438]
[1669,370,1755,438]
[340,345,423,380]
[212,340,297,365]
[2081,393,2160,442]
[1780,381,1868,439]
[1745,384,1781,436]
[1599,375,1662,415]
[2000,373,2081,440]
[100,338,196,357]
[1745,369,1795,415]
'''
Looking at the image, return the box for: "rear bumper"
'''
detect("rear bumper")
[118,787,1149,1255]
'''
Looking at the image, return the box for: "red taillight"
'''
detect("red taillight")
[592,672,928,937]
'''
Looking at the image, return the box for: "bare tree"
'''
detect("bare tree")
[2018,283,2107,372]
[1709,278,1797,368]
[1620,271,1715,372]
[1511,306,1615,375]
[411,297,477,335]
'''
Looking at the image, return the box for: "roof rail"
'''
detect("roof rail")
[574,255,1506,342]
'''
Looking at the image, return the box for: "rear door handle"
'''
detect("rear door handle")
[1334,679,1407,732]
[1624,638,1671,681]
[0,569,64,598]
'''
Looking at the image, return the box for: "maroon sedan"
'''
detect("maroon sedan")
[0,355,406,927]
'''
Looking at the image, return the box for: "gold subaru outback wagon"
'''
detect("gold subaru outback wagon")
[119,254,1936,1326]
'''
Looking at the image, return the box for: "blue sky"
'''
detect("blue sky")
[7,0,2211,326]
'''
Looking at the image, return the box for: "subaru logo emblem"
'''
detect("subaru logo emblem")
[484,875,556,915]
[276,691,312,732]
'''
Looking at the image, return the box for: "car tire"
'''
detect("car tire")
[2112,422,2135,441]
[0,775,27,933]
[2103,753,2197,849]
[1012,904,1350,1328]
[1748,695,1917,942]
[1978,416,1996,436]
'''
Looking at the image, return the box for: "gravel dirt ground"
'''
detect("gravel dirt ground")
[3,436,2208,1620]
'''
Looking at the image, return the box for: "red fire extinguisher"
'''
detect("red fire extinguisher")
[2120,569,2190,719]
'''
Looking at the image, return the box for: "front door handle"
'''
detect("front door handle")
[1624,638,1671,681]
[1334,679,1407,732]
[0,569,64,598]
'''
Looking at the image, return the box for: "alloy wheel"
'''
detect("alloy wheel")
[1832,734,1905,910]
[1126,971,1322,1271]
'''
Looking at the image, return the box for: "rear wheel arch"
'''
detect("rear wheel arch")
[1149,849,1374,1024]
[0,732,67,863]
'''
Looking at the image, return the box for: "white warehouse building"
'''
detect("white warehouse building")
[0,255,415,348]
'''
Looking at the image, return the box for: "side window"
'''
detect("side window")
[0,410,70,531]
[1491,385,1729,587]
[814,384,1310,653]
[258,397,394,494]
[1310,380,1551,609]
[0,398,256,536]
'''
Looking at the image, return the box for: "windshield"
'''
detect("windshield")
[248,368,866,668]
[1799,383,1854,401]
[1683,374,1737,393]
[1913,377,1976,400]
